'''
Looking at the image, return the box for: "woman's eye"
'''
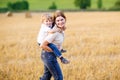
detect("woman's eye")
[56,20,59,22]
[61,19,63,21]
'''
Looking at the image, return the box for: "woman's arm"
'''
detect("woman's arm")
[40,40,53,52]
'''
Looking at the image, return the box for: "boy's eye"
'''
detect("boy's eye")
[46,20,49,22]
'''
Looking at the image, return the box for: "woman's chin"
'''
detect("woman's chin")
[59,25,65,28]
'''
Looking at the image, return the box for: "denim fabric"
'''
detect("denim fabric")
[38,43,62,57]
[48,43,62,57]
[40,50,63,80]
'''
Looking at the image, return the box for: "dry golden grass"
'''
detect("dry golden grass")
[0,12,120,80]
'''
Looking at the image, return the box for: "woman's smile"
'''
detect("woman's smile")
[56,16,66,28]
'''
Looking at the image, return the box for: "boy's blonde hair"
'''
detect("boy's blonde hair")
[41,13,53,23]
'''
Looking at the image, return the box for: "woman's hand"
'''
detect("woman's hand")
[40,41,53,52]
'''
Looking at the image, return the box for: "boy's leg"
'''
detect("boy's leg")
[48,43,70,64]
[61,49,67,53]
[48,43,62,57]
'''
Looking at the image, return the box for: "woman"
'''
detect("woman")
[40,11,67,80]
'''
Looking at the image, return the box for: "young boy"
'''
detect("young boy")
[37,13,69,64]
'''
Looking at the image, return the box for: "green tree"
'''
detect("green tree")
[97,0,102,9]
[48,2,57,10]
[74,0,91,9]
[114,0,120,7]
[111,0,120,10]
[109,0,120,10]
[7,0,29,11]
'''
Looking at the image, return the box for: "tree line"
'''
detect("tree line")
[0,0,120,12]
[74,0,120,10]
[43,0,120,10]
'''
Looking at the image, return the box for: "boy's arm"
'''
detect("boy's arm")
[62,26,66,31]
[48,28,62,33]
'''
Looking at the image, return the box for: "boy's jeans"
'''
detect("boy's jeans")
[40,50,63,80]
[38,43,62,57]
[48,43,62,57]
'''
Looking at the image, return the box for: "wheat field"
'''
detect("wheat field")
[0,12,120,80]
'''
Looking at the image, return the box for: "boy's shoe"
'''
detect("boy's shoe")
[60,57,70,64]
[61,49,67,53]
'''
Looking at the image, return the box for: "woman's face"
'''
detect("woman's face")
[55,16,66,28]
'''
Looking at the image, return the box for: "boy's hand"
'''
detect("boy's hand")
[62,26,66,31]
[48,31,55,34]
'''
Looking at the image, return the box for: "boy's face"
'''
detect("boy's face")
[43,19,52,27]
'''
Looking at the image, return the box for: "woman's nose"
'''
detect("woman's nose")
[59,20,63,23]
